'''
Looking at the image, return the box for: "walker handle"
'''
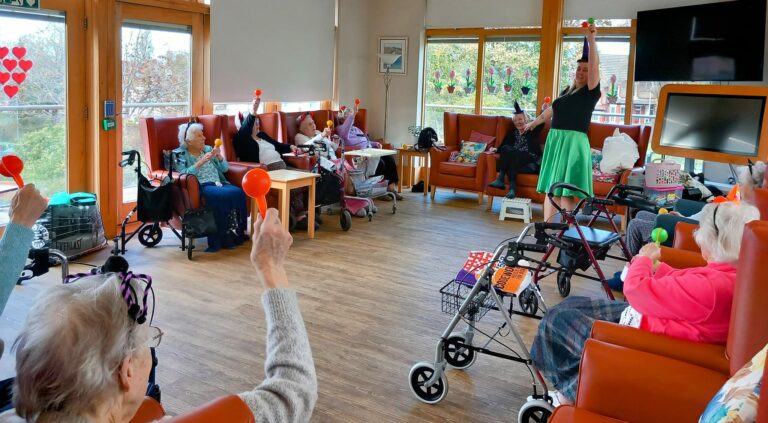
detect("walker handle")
[547,182,590,213]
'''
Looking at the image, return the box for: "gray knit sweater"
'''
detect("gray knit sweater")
[0,288,317,422]
[238,288,317,422]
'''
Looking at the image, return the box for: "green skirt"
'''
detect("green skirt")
[536,128,593,198]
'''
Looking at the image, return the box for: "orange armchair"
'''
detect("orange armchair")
[131,395,254,423]
[429,112,504,204]
[550,220,768,423]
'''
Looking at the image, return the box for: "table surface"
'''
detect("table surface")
[267,169,320,183]
[343,148,397,158]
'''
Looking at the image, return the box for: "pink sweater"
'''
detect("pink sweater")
[623,256,737,344]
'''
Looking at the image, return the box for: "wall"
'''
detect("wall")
[337,0,370,105]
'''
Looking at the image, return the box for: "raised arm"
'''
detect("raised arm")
[523,106,553,133]
[587,24,600,91]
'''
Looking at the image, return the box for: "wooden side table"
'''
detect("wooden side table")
[251,169,320,239]
[397,148,430,196]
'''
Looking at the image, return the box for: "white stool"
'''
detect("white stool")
[499,197,532,223]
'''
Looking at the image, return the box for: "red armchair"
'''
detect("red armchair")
[485,121,651,214]
[550,220,768,423]
[131,395,254,423]
[139,115,256,231]
[429,112,507,204]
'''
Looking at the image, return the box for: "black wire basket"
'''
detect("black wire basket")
[439,279,496,321]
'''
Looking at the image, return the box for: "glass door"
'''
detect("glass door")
[0,1,85,224]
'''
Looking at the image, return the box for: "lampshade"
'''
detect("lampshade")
[379,53,402,67]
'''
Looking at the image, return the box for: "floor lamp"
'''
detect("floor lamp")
[379,53,401,142]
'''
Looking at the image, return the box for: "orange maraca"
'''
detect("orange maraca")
[242,168,271,219]
[214,139,222,149]
[254,89,262,99]
[0,155,24,188]
[326,120,334,129]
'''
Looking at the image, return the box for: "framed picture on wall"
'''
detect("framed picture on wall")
[379,37,407,75]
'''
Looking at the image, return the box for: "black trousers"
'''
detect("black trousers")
[375,155,399,184]
[496,145,539,186]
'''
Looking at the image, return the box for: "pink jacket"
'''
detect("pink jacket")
[623,256,737,344]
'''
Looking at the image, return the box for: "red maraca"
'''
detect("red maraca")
[254,89,262,99]
[544,96,552,104]
[242,168,271,218]
[0,155,24,188]
[354,98,360,106]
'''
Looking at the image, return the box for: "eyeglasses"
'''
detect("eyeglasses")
[146,326,164,348]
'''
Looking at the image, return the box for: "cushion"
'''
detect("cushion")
[699,342,767,423]
[591,148,620,184]
[469,130,496,148]
[456,141,486,164]
[448,150,461,162]
[438,161,477,178]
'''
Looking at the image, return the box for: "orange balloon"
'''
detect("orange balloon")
[0,155,24,188]
[242,168,271,218]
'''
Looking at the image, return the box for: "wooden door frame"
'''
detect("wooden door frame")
[114,2,206,219]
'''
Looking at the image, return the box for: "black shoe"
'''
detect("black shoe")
[488,179,506,189]
[505,188,516,199]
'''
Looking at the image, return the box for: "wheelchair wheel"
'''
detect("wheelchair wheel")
[444,333,476,370]
[408,362,448,404]
[518,286,539,315]
[340,210,352,231]
[556,269,572,297]
[518,399,554,423]
[138,224,163,247]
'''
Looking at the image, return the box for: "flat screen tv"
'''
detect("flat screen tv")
[652,84,768,163]
[636,1,766,81]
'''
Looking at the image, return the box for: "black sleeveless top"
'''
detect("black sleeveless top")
[551,83,601,134]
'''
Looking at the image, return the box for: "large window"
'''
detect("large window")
[558,35,630,125]
[0,11,67,222]
[481,36,540,117]
[423,37,479,138]
[120,22,192,203]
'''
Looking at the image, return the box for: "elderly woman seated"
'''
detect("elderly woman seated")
[295,113,338,161]
[336,103,402,200]
[176,119,248,252]
[530,201,760,406]
[2,208,316,423]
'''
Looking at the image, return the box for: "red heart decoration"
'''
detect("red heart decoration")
[19,60,32,72]
[0,72,9,84]
[12,72,25,84]
[3,59,17,72]
[4,85,19,98]
[0,47,8,59]
[11,47,26,59]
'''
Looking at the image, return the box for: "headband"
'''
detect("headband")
[296,112,314,127]
[64,271,155,325]
[712,205,720,236]
[184,116,200,141]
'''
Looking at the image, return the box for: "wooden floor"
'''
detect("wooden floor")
[0,189,623,422]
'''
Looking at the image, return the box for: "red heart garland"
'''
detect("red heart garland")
[0,47,8,60]
[3,59,17,72]
[4,85,19,98]
[0,72,9,84]
[12,72,25,84]
[11,47,26,59]
[19,59,32,72]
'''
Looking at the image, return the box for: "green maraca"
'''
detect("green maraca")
[588,17,595,25]
[651,228,668,246]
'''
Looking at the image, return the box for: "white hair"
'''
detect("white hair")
[694,202,761,263]
[178,122,204,147]
[12,274,150,422]
[738,161,766,190]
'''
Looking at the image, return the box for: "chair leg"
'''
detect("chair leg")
[477,192,484,205]
[486,196,493,211]
[430,186,437,199]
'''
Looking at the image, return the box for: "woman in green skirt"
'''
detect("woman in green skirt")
[524,23,601,221]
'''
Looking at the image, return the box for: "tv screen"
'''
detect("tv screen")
[659,93,765,156]
[636,1,766,81]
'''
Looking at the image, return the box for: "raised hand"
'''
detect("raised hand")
[251,97,261,116]
[251,208,292,289]
[9,184,47,228]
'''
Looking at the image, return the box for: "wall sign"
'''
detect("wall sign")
[1,0,39,9]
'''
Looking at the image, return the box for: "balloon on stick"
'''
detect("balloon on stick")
[242,168,271,219]
[0,154,24,188]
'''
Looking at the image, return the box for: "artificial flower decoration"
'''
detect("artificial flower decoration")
[432,70,444,93]
[521,69,531,95]
[606,74,618,103]
[503,66,513,93]
[447,69,457,93]
[464,68,474,93]
[486,66,497,93]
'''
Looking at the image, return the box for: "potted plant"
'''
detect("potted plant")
[521,70,531,95]
[486,66,497,94]
[432,70,443,94]
[447,69,457,93]
[463,68,474,94]
[503,66,513,93]
[606,74,618,104]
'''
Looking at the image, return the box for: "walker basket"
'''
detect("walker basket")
[440,279,495,321]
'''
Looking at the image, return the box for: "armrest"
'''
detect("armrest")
[225,161,264,188]
[485,153,501,180]
[660,246,707,269]
[429,148,453,164]
[172,173,202,211]
[672,221,701,252]
[166,395,255,423]
[475,152,491,188]
[575,339,727,423]
[591,321,729,374]
[282,153,313,170]
[130,397,165,423]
